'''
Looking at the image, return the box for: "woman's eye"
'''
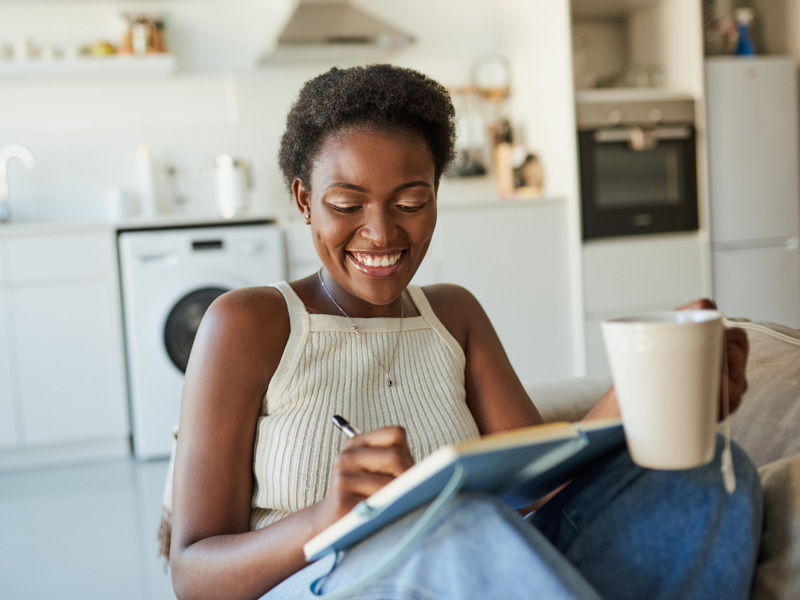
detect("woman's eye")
[396,203,425,212]
[330,205,361,213]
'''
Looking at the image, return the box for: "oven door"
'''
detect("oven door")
[579,125,699,240]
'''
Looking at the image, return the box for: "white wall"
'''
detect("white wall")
[499,0,584,373]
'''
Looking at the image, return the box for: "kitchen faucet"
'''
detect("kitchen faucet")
[0,144,36,223]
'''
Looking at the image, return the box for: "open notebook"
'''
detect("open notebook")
[304,418,625,562]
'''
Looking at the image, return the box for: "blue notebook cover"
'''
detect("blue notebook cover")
[304,419,624,561]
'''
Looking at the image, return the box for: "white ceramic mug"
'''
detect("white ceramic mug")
[601,310,723,470]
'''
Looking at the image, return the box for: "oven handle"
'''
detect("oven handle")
[594,126,693,144]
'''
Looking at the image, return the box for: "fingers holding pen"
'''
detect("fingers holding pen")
[317,425,415,532]
[340,426,415,475]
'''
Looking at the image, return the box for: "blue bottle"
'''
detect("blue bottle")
[735,9,756,56]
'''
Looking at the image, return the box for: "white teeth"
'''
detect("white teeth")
[353,252,402,267]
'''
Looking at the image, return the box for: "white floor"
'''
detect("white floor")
[0,458,177,600]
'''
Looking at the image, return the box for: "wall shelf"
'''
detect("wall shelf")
[0,53,176,78]
[571,0,661,18]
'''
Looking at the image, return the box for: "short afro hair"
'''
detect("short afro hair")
[278,64,457,193]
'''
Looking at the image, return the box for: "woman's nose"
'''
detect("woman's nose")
[360,207,398,246]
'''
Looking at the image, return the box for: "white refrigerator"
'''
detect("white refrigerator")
[705,57,800,328]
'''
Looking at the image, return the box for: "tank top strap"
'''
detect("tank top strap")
[406,285,466,369]
[267,282,311,400]
[271,281,308,329]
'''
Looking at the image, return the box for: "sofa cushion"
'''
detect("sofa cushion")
[526,375,612,423]
[751,453,800,600]
[721,319,800,468]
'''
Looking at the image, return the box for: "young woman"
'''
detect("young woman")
[169,65,761,600]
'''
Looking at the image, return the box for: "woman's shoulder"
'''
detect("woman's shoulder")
[417,284,483,351]
[209,285,289,326]
[199,285,291,370]
[418,283,479,311]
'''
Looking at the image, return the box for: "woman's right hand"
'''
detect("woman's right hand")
[314,426,415,535]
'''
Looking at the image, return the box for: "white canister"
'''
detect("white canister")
[215,155,250,218]
[105,186,140,222]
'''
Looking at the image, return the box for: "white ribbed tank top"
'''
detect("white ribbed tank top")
[250,282,481,531]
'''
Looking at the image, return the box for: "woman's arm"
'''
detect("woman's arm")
[423,284,543,434]
[170,287,414,600]
[169,287,310,599]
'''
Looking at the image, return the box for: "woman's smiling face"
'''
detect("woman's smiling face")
[293,126,438,311]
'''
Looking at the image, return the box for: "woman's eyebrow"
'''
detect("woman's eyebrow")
[392,181,432,193]
[325,181,368,192]
[324,181,432,193]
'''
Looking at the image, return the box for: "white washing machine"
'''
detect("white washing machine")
[119,222,285,459]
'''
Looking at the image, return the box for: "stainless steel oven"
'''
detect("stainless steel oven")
[577,94,699,240]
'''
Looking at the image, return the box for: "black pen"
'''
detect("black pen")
[332,415,361,438]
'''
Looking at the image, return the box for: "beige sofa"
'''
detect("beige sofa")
[527,318,800,600]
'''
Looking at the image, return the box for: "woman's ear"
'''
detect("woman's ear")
[292,178,311,225]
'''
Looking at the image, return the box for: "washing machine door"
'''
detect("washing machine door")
[164,286,228,372]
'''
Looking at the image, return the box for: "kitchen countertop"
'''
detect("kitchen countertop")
[0,188,564,239]
[0,208,295,238]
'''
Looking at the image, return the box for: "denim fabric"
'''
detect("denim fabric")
[530,435,763,600]
[266,493,603,600]
[264,435,762,600]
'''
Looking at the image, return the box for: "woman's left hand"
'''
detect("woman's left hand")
[678,298,749,418]
[584,298,750,422]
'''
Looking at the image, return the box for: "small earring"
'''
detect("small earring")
[304,213,310,224]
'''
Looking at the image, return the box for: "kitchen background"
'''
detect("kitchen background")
[0,0,557,223]
[1,0,800,598]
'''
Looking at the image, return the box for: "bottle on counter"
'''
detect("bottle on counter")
[215,155,251,219]
[137,143,157,218]
[493,119,515,196]
[734,8,756,56]
[137,143,178,218]
[131,18,150,55]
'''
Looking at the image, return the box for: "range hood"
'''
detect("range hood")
[264,0,415,63]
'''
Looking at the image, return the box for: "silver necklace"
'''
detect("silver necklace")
[317,270,403,387]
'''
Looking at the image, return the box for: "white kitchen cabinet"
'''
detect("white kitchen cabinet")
[713,244,800,328]
[11,281,128,445]
[0,288,19,448]
[584,316,609,375]
[0,237,7,282]
[435,201,573,386]
[582,233,707,375]
[7,233,116,284]
[285,217,322,281]
[0,229,129,465]
[583,233,705,315]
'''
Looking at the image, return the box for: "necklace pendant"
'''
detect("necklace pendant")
[387,379,393,387]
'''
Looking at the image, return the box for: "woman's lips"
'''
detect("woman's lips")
[347,250,406,277]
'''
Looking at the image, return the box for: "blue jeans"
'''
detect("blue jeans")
[265,436,763,600]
